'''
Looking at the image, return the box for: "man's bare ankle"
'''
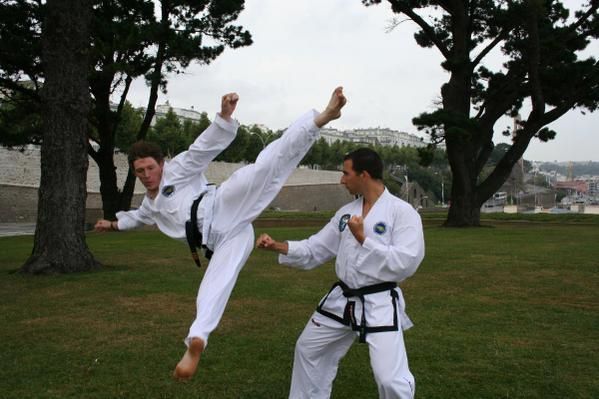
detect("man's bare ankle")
[188,337,204,354]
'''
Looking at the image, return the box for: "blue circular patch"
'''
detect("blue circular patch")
[162,185,175,197]
[373,222,387,235]
[339,214,351,232]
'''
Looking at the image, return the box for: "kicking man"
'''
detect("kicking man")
[257,148,424,399]
[95,87,347,380]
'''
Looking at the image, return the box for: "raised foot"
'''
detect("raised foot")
[173,337,205,381]
[314,86,347,128]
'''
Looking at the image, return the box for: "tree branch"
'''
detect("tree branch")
[471,28,510,69]
[110,74,133,141]
[388,0,452,59]
[567,2,598,36]
[87,142,99,163]
[0,77,40,101]
[526,1,545,121]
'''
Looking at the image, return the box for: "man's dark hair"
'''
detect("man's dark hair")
[343,148,383,180]
[128,141,164,168]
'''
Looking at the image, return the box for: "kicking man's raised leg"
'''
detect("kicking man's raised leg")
[211,87,347,238]
[173,224,255,380]
[173,87,347,381]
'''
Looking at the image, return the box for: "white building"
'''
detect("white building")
[320,127,428,148]
[153,103,205,125]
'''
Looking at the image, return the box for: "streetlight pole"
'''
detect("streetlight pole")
[405,174,409,205]
[533,167,537,208]
[441,175,445,206]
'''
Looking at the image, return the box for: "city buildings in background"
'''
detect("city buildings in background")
[320,127,429,148]
[483,161,599,215]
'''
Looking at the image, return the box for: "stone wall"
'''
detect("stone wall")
[0,184,38,223]
[0,183,350,223]
[0,146,349,222]
[269,184,353,212]
[0,146,342,191]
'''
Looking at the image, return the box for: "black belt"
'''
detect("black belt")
[316,280,399,343]
[185,192,213,268]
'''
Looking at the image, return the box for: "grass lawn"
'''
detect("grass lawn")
[0,222,597,398]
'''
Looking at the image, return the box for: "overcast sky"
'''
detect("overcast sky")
[126,0,599,163]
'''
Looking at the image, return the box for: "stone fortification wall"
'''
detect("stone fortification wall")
[0,146,348,222]
[0,146,341,190]
[270,184,353,212]
[1,184,38,223]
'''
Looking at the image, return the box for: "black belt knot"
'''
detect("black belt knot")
[316,280,398,343]
[185,191,214,268]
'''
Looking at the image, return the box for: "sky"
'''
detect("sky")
[125,0,599,163]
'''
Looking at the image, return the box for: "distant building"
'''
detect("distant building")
[588,179,598,195]
[554,180,588,194]
[320,127,429,148]
[111,102,436,148]
[153,103,205,125]
[108,102,207,126]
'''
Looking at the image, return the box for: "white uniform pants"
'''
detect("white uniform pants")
[290,311,415,399]
[186,111,320,346]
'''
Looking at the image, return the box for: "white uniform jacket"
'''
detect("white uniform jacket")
[280,189,425,331]
[115,113,239,246]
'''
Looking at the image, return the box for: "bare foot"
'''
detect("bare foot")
[314,86,347,127]
[173,337,205,381]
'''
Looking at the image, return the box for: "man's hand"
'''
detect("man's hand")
[314,86,347,128]
[220,92,239,121]
[256,233,276,250]
[256,233,289,255]
[347,215,365,244]
[94,219,117,232]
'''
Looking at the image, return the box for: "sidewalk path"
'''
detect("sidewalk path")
[0,223,36,237]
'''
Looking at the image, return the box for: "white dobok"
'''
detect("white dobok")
[116,110,322,346]
[280,189,425,399]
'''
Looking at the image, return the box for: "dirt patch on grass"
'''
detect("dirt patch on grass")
[217,297,309,334]
[116,293,189,314]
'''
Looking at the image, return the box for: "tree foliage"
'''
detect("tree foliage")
[363,0,599,226]
[0,0,252,219]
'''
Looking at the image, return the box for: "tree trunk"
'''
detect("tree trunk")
[444,182,482,227]
[119,6,168,211]
[21,0,100,274]
[444,138,483,227]
[119,169,137,211]
[443,68,483,226]
[98,148,121,220]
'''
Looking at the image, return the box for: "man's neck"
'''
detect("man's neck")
[362,182,385,206]
[147,189,159,199]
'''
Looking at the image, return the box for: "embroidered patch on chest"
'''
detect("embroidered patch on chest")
[161,185,175,197]
[339,214,351,232]
[373,222,387,235]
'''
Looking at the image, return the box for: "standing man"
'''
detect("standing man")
[256,148,424,399]
[95,87,347,380]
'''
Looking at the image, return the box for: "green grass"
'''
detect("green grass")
[259,209,599,225]
[1,223,598,398]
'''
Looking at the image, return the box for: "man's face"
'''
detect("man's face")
[133,157,164,193]
[341,159,363,195]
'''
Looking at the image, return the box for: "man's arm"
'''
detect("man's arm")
[95,201,154,233]
[166,93,240,178]
[354,208,424,282]
[219,92,238,121]
[256,233,288,254]
[256,217,340,270]
[94,219,119,232]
